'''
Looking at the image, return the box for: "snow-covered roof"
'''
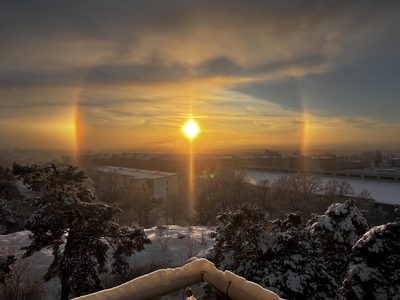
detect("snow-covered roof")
[97,166,177,179]
[116,153,147,159]
[92,153,114,159]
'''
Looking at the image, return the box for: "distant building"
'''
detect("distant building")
[272,156,282,168]
[93,153,222,174]
[96,166,178,200]
[319,156,336,170]
[337,157,365,170]
[265,149,279,156]
[305,156,320,170]
[383,157,400,168]
[375,150,383,167]
[291,156,305,170]
[237,156,260,166]
[259,156,273,166]
[281,156,291,169]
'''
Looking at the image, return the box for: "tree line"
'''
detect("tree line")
[93,162,385,229]
[195,163,384,227]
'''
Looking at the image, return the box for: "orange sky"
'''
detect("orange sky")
[1,2,400,154]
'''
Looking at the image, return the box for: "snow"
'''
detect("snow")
[328,203,349,216]
[0,231,60,296]
[285,270,301,293]
[348,263,379,282]
[259,232,276,254]
[340,217,352,231]
[246,170,400,205]
[290,254,303,263]
[0,226,283,299]
[73,258,283,300]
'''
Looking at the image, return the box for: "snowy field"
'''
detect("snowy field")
[245,170,400,205]
[0,226,216,300]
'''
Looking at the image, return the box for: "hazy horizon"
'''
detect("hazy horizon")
[2,144,399,157]
[1,1,400,154]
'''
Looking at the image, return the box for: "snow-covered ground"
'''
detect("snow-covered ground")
[0,226,216,299]
[245,170,400,205]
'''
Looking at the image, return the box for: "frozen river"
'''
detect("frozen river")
[245,170,400,205]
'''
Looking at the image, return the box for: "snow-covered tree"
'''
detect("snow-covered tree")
[207,203,268,272]
[207,204,337,300]
[204,203,268,299]
[12,162,151,300]
[307,199,369,282]
[0,255,16,284]
[338,207,400,300]
[262,213,337,300]
[0,199,23,234]
[0,165,25,233]
[0,165,23,201]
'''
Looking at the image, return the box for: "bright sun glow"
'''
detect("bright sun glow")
[183,119,199,139]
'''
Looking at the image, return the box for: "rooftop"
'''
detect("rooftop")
[97,166,177,179]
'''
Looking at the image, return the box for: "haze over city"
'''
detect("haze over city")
[1,1,400,154]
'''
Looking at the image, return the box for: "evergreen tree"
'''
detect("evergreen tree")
[0,255,16,285]
[0,165,25,233]
[205,203,268,299]
[206,204,337,300]
[262,213,337,300]
[338,207,400,300]
[0,165,23,201]
[307,199,369,283]
[207,203,268,273]
[0,199,23,234]
[12,162,151,300]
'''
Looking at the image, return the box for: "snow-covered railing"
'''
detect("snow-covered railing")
[73,258,283,300]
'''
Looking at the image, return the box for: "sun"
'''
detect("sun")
[183,119,199,139]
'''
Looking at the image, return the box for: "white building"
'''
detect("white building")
[96,166,178,200]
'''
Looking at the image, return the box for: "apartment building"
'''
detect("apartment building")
[96,166,178,200]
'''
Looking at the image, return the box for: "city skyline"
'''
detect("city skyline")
[1,1,400,154]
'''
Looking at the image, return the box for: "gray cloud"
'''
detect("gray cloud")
[2,1,396,39]
[196,57,245,77]
[0,0,398,125]
[0,51,337,89]
[1,1,398,74]
[85,62,190,84]
[0,0,399,144]
[0,70,83,87]
[232,78,303,112]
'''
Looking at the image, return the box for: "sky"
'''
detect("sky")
[1,1,400,155]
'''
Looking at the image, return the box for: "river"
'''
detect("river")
[244,170,400,205]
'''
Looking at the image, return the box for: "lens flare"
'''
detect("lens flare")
[73,104,83,155]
